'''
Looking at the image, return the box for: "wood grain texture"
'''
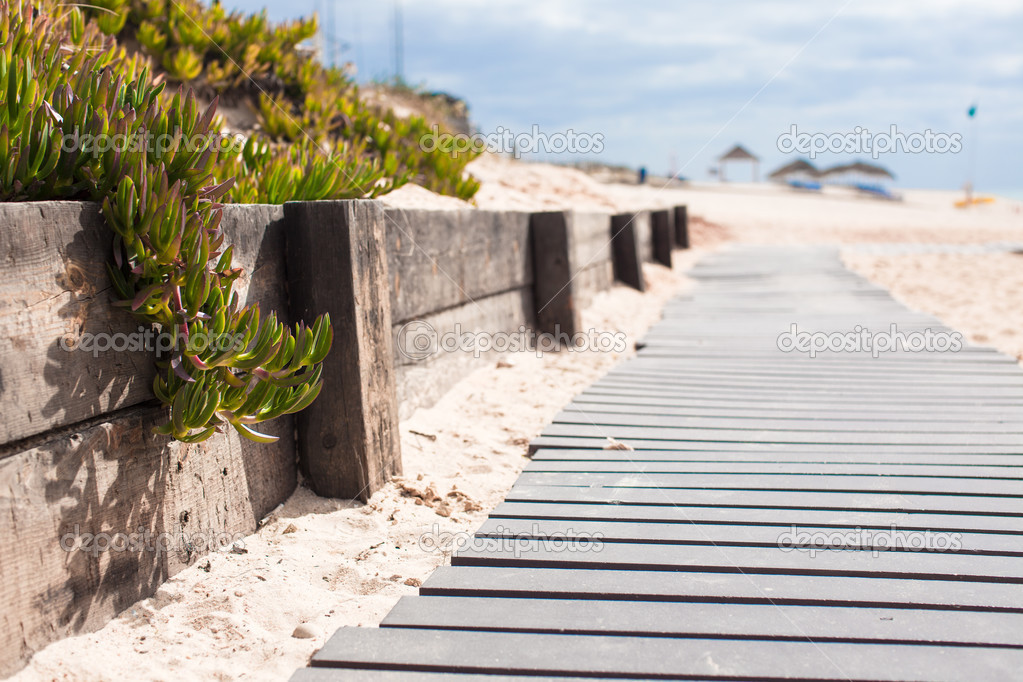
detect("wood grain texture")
[0,404,294,676]
[0,202,288,448]
[383,208,532,324]
[529,211,580,337]
[285,200,401,501]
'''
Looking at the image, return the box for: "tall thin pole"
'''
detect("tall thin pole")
[965,103,978,203]
[393,0,404,83]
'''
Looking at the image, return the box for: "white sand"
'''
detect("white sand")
[843,251,1023,361]
[12,157,1023,681]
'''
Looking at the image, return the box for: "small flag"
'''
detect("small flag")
[968,104,977,118]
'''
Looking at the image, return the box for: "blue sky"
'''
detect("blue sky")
[225,0,1022,191]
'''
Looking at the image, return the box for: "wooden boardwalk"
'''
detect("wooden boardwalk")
[294,246,1023,681]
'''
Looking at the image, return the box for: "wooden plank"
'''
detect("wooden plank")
[451,540,1023,583]
[611,365,1023,383]
[673,205,688,248]
[0,403,294,677]
[528,435,1023,453]
[650,209,673,267]
[589,378,1023,397]
[285,200,401,501]
[580,385,1023,402]
[311,626,1023,680]
[562,401,1023,421]
[391,287,533,420]
[420,565,1023,610]
[566,212,614,309]
[472,518,1023,555]
[530,447,1023,465]
[571,392,1023,412]
[292,669,615,682]
[538,423,1023,446]
[609,212,644,290]
[505,485,1023,515]
[0,202,290,448]
[383,208,532,324]
[529,211,581,337]
[525,460,1023,478]
[382,596,1023,646]
[553,411,1023,434]
[516,471,1023,496]
[489,501,1023,534]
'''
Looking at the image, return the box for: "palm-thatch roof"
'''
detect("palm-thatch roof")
[768,159,819,180]
[718,144,759,162]
[821,161,895,180]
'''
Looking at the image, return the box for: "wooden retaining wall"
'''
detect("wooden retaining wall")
[0,202,296,676]
[0,199,686,674]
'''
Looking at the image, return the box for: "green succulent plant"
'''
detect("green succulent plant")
[76,0,479,203]
[163,47,203,82]
[0,1,332,443]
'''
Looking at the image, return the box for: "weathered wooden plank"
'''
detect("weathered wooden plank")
[538,423,1023,446]
[0,202,290,448]
[525,459,1023,478]
[0,404,294,677]
[420,565,1023,610]
[505,485,1023,515]
[650,209,673,267]
[452,540,1023,582]
[285,200,401,500]
[589,377,1023,397]
[292,669,613,682]
[382,596,1023,646]
[472,518,1023,555]
[391,287,534,420]
[529,211,580,337]
[553,411,1023,433]
[311,626,1023,680]
[563,400,1023,421]
[609,212,644,290]
[528,435,1023,453]
[529,210,615,338]
[571,392,1023,412]
[489,501,1023,534]
[530,447,1023,465]
[674,205,689,248]
[610,366,1023,384]
[516,470,1023,496]
[383,208,533,324]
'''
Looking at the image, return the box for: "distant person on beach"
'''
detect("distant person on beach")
[638,167,647,184]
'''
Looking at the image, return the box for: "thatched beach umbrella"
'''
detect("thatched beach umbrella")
[821,161,895,184]
[717,144,760,182]
[768,159,819,183]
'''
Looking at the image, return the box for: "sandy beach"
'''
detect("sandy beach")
[11,158,1023,681]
